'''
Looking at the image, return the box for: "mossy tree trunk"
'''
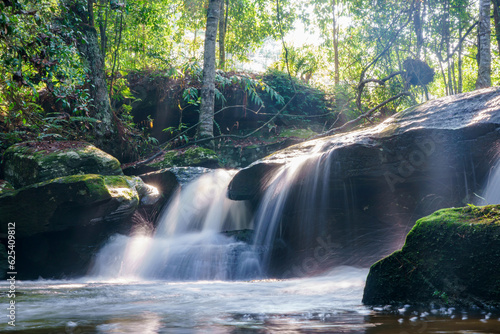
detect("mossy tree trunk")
[197,0,221,148]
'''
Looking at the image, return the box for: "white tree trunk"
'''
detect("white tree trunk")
[197,0,221,144]
[476,0,492,89]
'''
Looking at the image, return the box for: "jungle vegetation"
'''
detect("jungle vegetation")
[0,0,498,159]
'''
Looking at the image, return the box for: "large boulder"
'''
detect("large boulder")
[362,205,500,308]
[0,174,146,237]
[3,141,123,188]
[228,87,500,273]
[0,174,158,279]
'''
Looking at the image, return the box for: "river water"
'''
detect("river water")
[3,266,499,333]
[4,151,500,333]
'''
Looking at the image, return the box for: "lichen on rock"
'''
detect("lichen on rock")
[362,205,500,309]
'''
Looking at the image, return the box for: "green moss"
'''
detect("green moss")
[278,128,317,139]
[183,147,219,165]
[363,205,500,308]
[0,174,142,237]
[149,151,179,168]
[149,147,220,168]
[3,142,123,188]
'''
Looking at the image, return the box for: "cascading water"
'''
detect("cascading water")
[247,150,333,274]
[483,158,500,204]
[90,169,259,280]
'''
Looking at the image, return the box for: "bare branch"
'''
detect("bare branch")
[313,92,411,140]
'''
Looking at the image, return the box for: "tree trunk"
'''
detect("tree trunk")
[413,0,424,58]
[331,0,339,85]
[65,0,123,158]
[98,0,109,57]
[197,0,221,146]
[493,0,500,53]
[218,0,228,70]
[476,0,492,89]
[458,25,463,93]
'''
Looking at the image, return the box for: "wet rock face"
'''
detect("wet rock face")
[3,141,123,189]
[0,141,165,279]
[0,174,155,279]
[228,88,500,273]
[362,205,500,308]
[0,174,143,237]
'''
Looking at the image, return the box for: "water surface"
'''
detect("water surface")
[3,266,499,333]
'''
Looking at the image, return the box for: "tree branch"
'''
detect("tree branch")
[313,92,411,140]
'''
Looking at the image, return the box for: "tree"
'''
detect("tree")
[331,0,339,85]
[218,0,228,70]
[476,0,492,89]
[197,0,221,145]
[62,0,125,158]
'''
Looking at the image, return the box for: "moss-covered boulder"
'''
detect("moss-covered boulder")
[3,141,123,188]
[278,128,317,139]
[149,147,220,169]
[363,205,500,308]
[0,174,145,237]
[0,174,158,279]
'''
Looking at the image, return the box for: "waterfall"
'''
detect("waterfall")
[483,159,500,204]
[246,151,333,273]
[90,170,259,280]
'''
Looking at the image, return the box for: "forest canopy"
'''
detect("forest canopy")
[0,0,498,159]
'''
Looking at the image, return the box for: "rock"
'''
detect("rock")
[228,87,500,272]
[223,229,255,244]
[148,147,220,169]
[167,166,214,185]
[278,128,317,139]
[0,174,144,237]
[138,166,212,196]
[362,205,500,308]
[123,147,220,176]
[3,141,123,189]
[0,174,153,279]
[217,138,298,168]
[229,88,500,200]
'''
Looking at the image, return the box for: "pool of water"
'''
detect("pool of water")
[2,266,499,333]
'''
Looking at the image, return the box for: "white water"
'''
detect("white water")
[91,170,257,280]
[7,267,499,333]
[3,267,371,333]
[249,151,332,271]
[483,159,500,204]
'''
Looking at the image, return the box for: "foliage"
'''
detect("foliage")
[1,0,498,157]
[262,69,329,116]
[0,0,93,151]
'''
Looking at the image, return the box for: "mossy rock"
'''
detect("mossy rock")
[278,128,317,139]
[149,147,220,169]
[0,174,145,237]
[3,141,123,189]
[363,205,500,308]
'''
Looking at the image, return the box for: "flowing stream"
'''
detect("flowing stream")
[4,269,499,333]
[4,155,500,332]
